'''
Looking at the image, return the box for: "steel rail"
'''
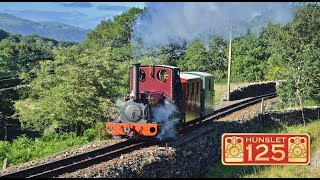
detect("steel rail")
[175,93,277,146]
[0,140,150,178]
[180,93,277,133]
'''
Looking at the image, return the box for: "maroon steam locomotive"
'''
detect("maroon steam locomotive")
[106,63,214,140]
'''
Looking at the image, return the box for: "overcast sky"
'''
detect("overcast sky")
[0,2,146,29]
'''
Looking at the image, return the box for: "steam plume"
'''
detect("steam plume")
[151,100,179,141]
[133,2,297,46]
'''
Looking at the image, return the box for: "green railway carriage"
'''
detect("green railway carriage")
[179,73,202,123]
[181,72,214,117]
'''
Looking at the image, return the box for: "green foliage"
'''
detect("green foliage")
[0,31,77,73]
[84,7,143,50]
[275,4,320,107]
[0,29,9,40]
[0,132,91,168]
[94,120,111,140]
[14,45,122,135]
[231,29,268,82]
[19,34,58,49]
[0,41,53,71]
[83,128,97,141]
[178,38,208,72]
[207,35,228,81]
[156,42,186,66]
[0,140,10,160]
[0,89,19,139]
[82,7,144,77]
[57,41,78,48]
[260,23,285,80]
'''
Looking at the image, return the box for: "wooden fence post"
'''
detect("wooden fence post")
[260,98,265,125]
[261,98,265,114]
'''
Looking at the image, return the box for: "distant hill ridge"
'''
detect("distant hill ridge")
[0,13,91,42]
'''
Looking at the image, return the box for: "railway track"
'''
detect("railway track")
[0,93,276,178]
[179,92,277,133]
[176,92,277,147]
[0,140,152,178]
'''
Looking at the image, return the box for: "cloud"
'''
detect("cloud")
[97,4,130,11]
[59,2,93,8]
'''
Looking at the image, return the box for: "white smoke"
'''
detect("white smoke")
[114,97,125,120]
[116,97,124,108]
[133,2,296,46]
[151,100,180,141]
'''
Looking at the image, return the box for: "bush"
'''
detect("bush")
[93,121,111,140]
[0,141,10,167]
[83,128,97,141]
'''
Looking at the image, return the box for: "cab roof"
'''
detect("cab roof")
[180,73,201,80]
[181,71,214,77]
[138,65,180,69]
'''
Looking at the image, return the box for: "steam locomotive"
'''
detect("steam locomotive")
[105,63,214,140]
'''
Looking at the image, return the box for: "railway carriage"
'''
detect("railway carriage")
[179,73,202,123]
[106,63,214,140]
[181,72,214,117]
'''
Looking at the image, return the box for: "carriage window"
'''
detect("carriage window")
[139,69,146,82]
[186,83,189,96]
[208,78,212,91]
[191,83,194,95]
[196,82,199,94]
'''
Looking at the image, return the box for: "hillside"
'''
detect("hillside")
[0,13,91,42]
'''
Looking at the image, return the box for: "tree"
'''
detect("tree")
[14,45,124,135]
[157,42,186,66]
[259,23,285,80]
[0,29,10,41]
[207,35,228,82]
[0,89,18,140]
[178,38,208,72]
[231,28,267,82]
[0,41,53,72]
[84,7,143,51]
[276,4,320,107]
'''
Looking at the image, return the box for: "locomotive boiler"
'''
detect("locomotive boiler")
[105,63,214,140]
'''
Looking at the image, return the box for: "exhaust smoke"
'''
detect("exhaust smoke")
[151,100,180,141]
[133,2,297,47]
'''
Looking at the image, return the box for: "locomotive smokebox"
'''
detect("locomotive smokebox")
[132,63,140,100]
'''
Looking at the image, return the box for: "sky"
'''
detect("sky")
[0,2,146,30]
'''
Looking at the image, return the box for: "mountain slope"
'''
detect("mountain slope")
[0,13,91,42]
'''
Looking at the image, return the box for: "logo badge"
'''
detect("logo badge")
[222,133,310,165]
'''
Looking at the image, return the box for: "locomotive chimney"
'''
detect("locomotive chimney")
[132,63,140,100]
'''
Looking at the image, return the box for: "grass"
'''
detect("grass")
[214,82,250,104]
[205,119,320,178]
[0,127,109,168]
